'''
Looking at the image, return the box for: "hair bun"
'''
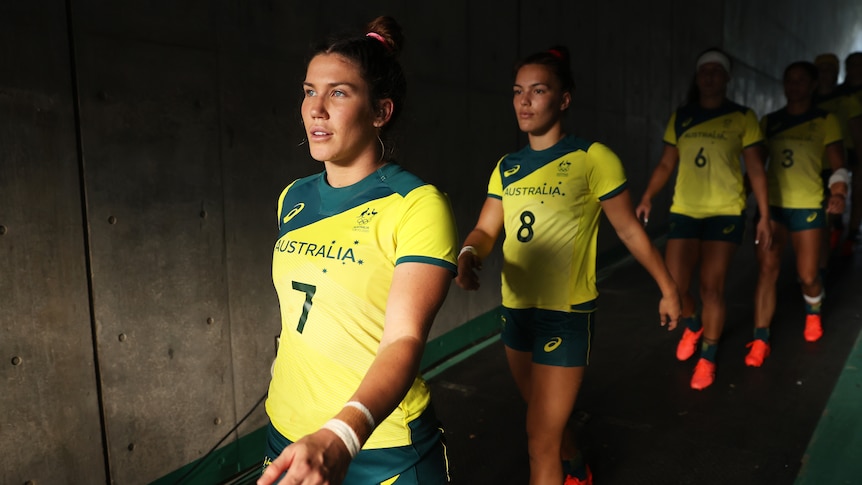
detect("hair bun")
[365,16,404,56]
[547,45,570,63]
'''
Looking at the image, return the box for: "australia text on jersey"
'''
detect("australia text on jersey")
[772,133,818,143]
[681,130,728,141]
[504,183,565,197]
[274,239,358,263]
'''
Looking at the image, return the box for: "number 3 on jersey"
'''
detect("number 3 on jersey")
[518,210,535,242]
[781,149,794,168]
[291,281,316,333]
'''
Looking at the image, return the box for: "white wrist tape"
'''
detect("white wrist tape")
[458,246,477,258]
[345,401,375,428]
[322,419,361,458]
[828,168,850,189]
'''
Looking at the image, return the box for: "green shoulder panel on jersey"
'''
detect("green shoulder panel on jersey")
[277,164,432,237]
[764,107,832,139]
[498,135,593,188]
[277,175,322,236]
[674,100,753,138]
[378,162,430,197]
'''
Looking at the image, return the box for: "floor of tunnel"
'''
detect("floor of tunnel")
[429,232,862,485]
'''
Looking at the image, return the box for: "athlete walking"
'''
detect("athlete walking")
[840,52,862,253]
[456,46,680,485]
[748,61,848,366]
[636,48,772,390]
[813,53,862,257]
[259,16,457,485]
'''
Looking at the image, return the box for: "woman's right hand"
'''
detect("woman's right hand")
[258,428,350,485]
[455,252,482,291]
[634,199,651,226]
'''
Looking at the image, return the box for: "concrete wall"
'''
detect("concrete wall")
[2,1,861,483]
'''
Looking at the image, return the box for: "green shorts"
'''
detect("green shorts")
[500,306,595,367]
[768,206,825,232]
[668,212,745,244]
[263,405,449,484]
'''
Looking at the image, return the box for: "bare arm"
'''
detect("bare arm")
[635,144,680,223]
[455,197,504,290]
[825,140,848,214]
[602,189,680,329]
[742,145,773,248]
[259,262,452,485]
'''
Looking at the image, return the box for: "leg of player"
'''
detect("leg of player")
[691,240,736,390]
[665,238,702,361]
[749,223,788,366]
[792,228,826,341]
[528,363,585,485]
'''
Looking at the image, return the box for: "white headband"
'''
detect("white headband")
[696,51,731,73]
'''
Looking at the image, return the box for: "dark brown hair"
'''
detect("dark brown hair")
[784,61,819,82]
[514,45,576,94]
[310,16,407,131]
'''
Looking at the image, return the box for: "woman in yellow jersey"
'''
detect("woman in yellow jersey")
[456,46,680,485]
[259,17,458,485]
[747,61,848,367]
[813,53,862,258]
[635,48,772,390]
[841,52,862,253]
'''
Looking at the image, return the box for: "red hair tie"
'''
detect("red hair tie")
[548,49,563,59]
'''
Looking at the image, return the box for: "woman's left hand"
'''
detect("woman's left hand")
[658,291,681,331]
[827,194,846,215]
[258,429,351,485]
[754,216,773,250]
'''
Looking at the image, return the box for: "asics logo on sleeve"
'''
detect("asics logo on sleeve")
[503,165,521,177]
[544,337,563,352]
[806,212,818,223]
[283,203,305,224]
[722,224,736,234]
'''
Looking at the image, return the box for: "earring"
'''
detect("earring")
[377,136,386,162]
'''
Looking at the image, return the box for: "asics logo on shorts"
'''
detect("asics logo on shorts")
[544,337,563,352]
[722,224,735,234]
[503,165,521,177]
[806,212,818,223]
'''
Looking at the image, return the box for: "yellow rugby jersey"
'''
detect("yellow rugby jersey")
[761,108,842,208]
[267,163,458,449]
[487,135,627,312]
[663,102,764,218]
[816,89,862,165]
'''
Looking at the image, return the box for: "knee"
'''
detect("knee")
[798,272,819,289]
[758,260,781,280]
[699,285,725,304]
